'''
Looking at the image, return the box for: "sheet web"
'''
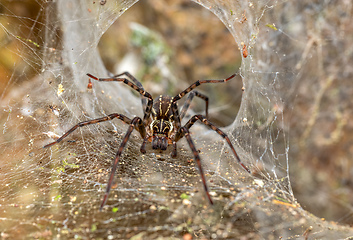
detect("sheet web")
[1,0,353,239]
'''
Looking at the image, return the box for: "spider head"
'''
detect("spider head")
[150,119,173,151]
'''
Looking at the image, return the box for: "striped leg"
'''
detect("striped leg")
[179,91,209,120]
[175,115,251,173]
[173,73,237,102]
[110,72,147,109]
[87,73,153,126]
[172,73,238,159]
[100,116,143,210]
[43,113,134,148]
[180,127,213,205]
[171,102,181,158]
[111,72,144,90]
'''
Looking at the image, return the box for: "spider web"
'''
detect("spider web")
[1,0,353,239]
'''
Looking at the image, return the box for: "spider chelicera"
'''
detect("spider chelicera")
[44,72,251,210]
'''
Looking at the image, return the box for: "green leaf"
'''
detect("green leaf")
[91,224,97,232]
[180,193,190,200]
[54,195,61,201]
[266,24,278,31]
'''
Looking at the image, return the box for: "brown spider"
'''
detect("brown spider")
[44,72,251,210]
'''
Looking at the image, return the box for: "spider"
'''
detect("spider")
[44,71,251,210]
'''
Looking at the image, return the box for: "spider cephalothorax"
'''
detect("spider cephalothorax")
[44,71,250,210]
[150,95,174,151]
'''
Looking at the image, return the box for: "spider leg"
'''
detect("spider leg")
[100,116,143,210]
[110,72,147,110]
[170,91,208,158]
[172,73,238,159]
[111,72,144,90]
[171,141,177,158]
[140,135,151,154]
[179,127,213,205]
[43,113,137,148]
[170,102,182,158]
[87,73,153,126]
[175,115,251,174]
[173,73,237,102]
[179,91,209,120]
[170,101,213,204]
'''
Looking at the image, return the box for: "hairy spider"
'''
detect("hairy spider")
[44,72,251,210]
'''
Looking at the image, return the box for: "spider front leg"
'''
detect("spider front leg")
[176,115,251,174]
[169,102,212,203]
[100,116,144,210]
[43,113,134,148]
[109,72,147,110]
[171,73,237,157]
[87,73,153,126]
[177,127,213,204]
[179,91,209,120]
[173,73,237,102]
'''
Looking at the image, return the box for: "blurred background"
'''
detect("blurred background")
[1,0,352,234]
